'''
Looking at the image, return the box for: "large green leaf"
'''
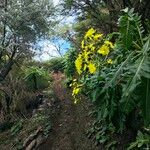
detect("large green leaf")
[122,36,150,98]
[121,36,150,126]
[141,78,150,126]
[119,8,144,50]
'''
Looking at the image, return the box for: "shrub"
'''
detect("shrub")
[70,8,150,148]
[24,66,50,91]
[64,48,77,78]
[43,57,65,73]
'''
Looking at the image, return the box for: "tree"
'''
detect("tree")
[0,0,56,81]
[61,0,150,34]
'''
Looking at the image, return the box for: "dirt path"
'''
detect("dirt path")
[38,73,99,150]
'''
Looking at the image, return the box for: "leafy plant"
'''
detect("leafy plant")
[24,66,50,90]
[64,48,77,78]
[71,8,150,149]
[128,130,150,149]
[44,57,65,73]
[43,122,52,138]
[106,8,150,127]
[11,120,23,136]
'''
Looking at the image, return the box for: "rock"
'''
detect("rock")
[23,127,42,147]
[35,126,43,135]
[43,99,48,103]
[57,105,61,109]
[51,98,56,104]
[36,135,45,147]
[59,123,63,127]
[47,102,52,107]
[32,109,36,115]
[23,134,35,147]
[25,140,36,150]
[38,108,44,111]
[38,105,45,109]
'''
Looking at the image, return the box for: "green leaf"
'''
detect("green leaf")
[122,37,150,118]
[91,87,102,102]
[106,141,117,149]
[141,78,150,126]
[119,8,144,50]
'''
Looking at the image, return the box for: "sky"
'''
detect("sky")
[34,39,70,61]
[33,0,75,61]
[53,0,60,6]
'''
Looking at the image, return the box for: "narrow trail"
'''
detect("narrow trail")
[38,73,99,150]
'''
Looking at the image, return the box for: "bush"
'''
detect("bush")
[43,57,65,73]
[70,9,150,149]
[64,48,77,78]
[24,66,50,91]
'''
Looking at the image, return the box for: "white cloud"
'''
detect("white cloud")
[53,0,60,6]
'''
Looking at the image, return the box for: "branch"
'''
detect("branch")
[0,47,16,82]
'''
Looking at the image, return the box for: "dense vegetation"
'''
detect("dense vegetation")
[0,0,150,149]
[63,0,150,149]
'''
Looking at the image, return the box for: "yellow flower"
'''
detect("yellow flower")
[107,59,113,64]
[83,51,91,62]
[97,44,110,56]
[84,64,88,71]
[81,40,85,49]
[84,46,88,51]
[74,99,78,104]
[84,28,96,39]
[88,43,95,51]
[70,79,77,87]
[88,63,96,74]
[72,87,80,96]
[104,41,114,49]
[93,34,103,41]
[75,54,83,74]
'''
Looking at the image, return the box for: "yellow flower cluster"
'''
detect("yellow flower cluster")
[98,44,110,56]
[70,80,82,104]
[97,40,114,56]
[75,54,83,75]
[73,28,115,102]
[84,28,96,39]
[75,28,115,75]
[75,52,96,75]
[75,28,103,75]
[88,63,96,74]
[72,87,80,96]
[84,28,103,41]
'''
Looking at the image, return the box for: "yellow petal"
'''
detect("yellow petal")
[81,40,85,49]
[107,59,113,64]
[84,28,96,39]
[97,45,110,56]
[88,63,96,74]
[104,41,114,49]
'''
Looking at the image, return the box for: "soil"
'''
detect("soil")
[38,73,99,150]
